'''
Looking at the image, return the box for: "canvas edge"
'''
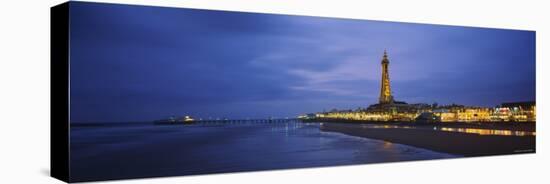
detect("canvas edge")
[51,1,70,183]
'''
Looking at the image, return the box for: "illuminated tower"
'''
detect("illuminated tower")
[379,50,394,104]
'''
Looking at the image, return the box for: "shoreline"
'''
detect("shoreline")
[305,119,535,131]
[319,122,536,157]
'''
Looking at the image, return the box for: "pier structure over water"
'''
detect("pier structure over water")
[155,118,301,125]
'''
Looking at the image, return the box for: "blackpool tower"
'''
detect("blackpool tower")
[379,50,394,104]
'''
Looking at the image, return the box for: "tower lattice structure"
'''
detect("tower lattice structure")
[379,50,394,104]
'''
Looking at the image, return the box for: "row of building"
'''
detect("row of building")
[301,101,535,123]
[301,51,536,123]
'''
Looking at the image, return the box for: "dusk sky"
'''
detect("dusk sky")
[69,2,535,122]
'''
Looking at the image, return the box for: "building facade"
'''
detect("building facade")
[301,50,536,123]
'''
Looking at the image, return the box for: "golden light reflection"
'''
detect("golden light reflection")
[361,125,413,129]
[383,141,393,149]
[359,124,535,137]
[437,127,535,136]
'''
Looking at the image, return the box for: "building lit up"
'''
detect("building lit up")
[300,51,536,123]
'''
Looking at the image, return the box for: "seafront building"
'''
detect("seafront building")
[301,51,536,123]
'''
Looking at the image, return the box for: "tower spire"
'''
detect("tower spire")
[379,50,393,104]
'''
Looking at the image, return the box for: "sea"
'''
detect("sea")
[70,121,457,182]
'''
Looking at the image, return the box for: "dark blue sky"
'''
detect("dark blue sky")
[69,2,535,122]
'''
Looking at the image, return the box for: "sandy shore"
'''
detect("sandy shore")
[320,122,536,157]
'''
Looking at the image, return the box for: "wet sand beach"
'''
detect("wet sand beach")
[320,122,536,157]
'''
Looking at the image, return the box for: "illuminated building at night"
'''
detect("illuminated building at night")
[379,50,394,104]
[367,51,408,113]
[300,50,536,123]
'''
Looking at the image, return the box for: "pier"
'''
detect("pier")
[154,118,301,125]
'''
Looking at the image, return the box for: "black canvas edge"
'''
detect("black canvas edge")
[51,2,70,183]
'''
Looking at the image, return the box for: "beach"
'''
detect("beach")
[320,122,535,157]
[70,122,456,182]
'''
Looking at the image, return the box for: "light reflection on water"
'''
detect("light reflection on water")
[437,127,536,136]
[357,124,535,136]
[70,122,457,182]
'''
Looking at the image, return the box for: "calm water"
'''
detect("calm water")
[70,122,457,182]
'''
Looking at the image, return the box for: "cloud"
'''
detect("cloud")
[68,2,535,122]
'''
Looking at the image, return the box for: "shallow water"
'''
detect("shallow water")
[357,124,536,136]
[70,122,457,182]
